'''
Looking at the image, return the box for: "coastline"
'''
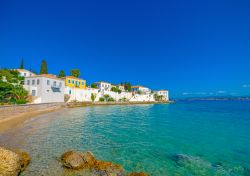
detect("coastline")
[0,101,171,133]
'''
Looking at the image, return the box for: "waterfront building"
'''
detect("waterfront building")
[157,90,169,101]
[17,69,36,77]
[24,74,65,103]
[131,85,151,94]
[116,84,125,91]
[64,76,87,101]
[94,81,112,92]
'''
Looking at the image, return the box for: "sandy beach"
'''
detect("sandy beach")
[0,101,170,133]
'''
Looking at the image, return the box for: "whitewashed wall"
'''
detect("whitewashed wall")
[65,88,159,102]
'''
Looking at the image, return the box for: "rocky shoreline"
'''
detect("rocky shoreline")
[0,147,148,176]
[0,147,30,176]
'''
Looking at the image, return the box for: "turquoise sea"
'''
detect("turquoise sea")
[0,100,250,175]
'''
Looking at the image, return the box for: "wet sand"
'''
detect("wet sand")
[0,101,171,133]
[0,105,64,133]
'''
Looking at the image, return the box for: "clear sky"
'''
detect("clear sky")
[0,0,250,98]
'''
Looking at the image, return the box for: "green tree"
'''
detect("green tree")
[40,59,48,74]
[20,57,24,69]
[58,70,65,78]
[70,69,80,78]
[99,97,105,102]
[124,82,131,92]
[91,93,96,102]
[91,83,97,88]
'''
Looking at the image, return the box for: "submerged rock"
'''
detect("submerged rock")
[127,172,149,176]
[16,151,30,171]
[61,150,87,169]
[0,147,30,176]
[61,150,124,176]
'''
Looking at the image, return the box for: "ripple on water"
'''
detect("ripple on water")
[0,102,250,176]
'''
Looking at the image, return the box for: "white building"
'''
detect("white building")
[24,74,65,103]
[157,90,169,101]
[131,86,151,94]
[94,81,112,92]
[116,84,125,91]
[17,69,36,77]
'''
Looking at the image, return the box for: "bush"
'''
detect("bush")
[15,99,27,104]
[91,93,96,102]
[99,97,105,102]
[107,97,115,102]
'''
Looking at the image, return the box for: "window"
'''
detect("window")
[32,90,36,96]
[68,80,71,83]
[82,82,84,85]
[27,80,30,85]
[72,80,75,84]
[37,79,40,85]
[47,80,50,85]
[24,73,26,76]
[59,82,62,87]
[32,80,35,85]
[69,90,71,94]
[53,81,56,86]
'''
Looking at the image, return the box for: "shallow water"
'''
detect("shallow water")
[0,101,250,175]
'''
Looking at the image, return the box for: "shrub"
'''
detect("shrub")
[91,93,96,102]
[107,97,115,102]
[99,97,105,102]
[15,99,27,104]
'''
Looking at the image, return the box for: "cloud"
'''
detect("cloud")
[242,84,250,88]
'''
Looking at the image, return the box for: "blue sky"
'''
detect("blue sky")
[0,0,250,97]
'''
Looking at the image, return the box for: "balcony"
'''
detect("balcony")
[51,85,61,92]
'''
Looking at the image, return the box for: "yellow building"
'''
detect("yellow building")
[65,76,86,89]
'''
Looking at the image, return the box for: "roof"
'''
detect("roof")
[94,81,111,84]
[16,69,36,74]
[65,76,86,81]
[27,74,64,81]
[131,85,145,88]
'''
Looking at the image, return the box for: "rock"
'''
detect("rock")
[0,147,21,176]
[127,172,149,176]
[61,150,124,175]
[16,151,30,171]
[81,151,96,166]
[93,160,124,176]
[61,150,87,169]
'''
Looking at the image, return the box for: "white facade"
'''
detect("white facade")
[131,86,151,94]
[95,82,112,91]
[117,85,125,91]
[65,87,99,102]
[24,75,65,103]
[157,90,169,101]
[17,69,36,77]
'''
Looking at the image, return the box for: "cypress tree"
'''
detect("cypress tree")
[20,57,24,69]
[40,59,48,74]
[58,70,65,78]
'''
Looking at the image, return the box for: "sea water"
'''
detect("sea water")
[0,100,250,175]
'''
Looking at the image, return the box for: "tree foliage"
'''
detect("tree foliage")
[0,69,28,104]
[91,83,97,88]
[40,59,48,74]
[70,69,80,78]
[20,57,24,69]
[121,82,131,92]
[111,86,121,93]
[58,70,65,78]
[91,93,96,102]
